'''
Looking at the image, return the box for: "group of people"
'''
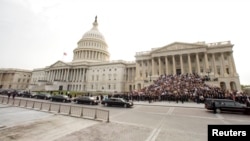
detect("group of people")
[7,90,17,100]
[118,73,249,106]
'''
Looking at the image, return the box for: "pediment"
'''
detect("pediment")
[152,42,206,53]
[50,61,68,68]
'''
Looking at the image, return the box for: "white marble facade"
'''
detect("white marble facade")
[29,17,241,93]
[0,68,31,90]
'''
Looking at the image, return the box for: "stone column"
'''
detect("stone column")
[180,55,184,74]
[57,69,60,80]
[75,69,78,81]
[136,61,140,80]
[59,69,62,81]
[82,68,84,82]
[61,69,63,81]
[47,71,50,81]
[141,60,145,80]
[152,58,155,76]
[196,53,200,74]
[188,54,192,74]
[63,69,65,81]
[204,52,209,70]
[172,55,176,75]
[79,68,82,81]
[51,70,53,81]
[59,69,62,80]
[165,56,168,75]
[79,68,82,82]
[221,53,225,76]
[158,57,162,75]
[76,68,80,82]
[212,53,217,76]
[54,70,57,80]
[53,70,56,80]
[58,69,61,81]
[72,69,75,82]
[66,68,69,82]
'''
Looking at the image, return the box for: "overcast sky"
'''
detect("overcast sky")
[0,0,249,85]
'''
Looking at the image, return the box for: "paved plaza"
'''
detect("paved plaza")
[0,101,249,141]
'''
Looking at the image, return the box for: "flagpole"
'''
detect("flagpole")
[62,52,67,61]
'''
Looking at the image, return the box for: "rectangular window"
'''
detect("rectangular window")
[108,74,111,80]
[226,68,229,74]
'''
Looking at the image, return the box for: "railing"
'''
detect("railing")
[0,96,109,122]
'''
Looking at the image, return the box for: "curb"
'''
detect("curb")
[134,102,205,109]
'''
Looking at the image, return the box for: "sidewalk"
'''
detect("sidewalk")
[133,101,205,109]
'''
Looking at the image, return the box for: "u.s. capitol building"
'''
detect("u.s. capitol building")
[29,17,241,93]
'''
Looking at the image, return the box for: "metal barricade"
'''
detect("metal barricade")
[70,106,82,117]
[26,100,34,108]
[13,99,20,106]
[60,105,70,114]
[96,109,109,121]
[41,102,50,111]
[82,107,95,118]
[33,102,42,110]
[0,95,109,122]
[19,99,27,107]
[49,103,60,113]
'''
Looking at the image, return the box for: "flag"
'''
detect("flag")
[63,52,67,56]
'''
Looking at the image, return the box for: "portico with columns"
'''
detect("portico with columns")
[135,41,241,92]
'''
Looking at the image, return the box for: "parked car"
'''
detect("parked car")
[101,97,133,108]
[34,93,51,100]
[204,98,250,114]
[20,91,37,98]
[74,96,99,105]
[50,95,71,103]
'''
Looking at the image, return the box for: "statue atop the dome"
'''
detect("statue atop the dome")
[92,15,98,27]
[95,16,97,23]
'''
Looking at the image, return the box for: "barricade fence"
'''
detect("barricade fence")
[0,96,109,122]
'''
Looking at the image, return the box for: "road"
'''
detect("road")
[0,97,250,141]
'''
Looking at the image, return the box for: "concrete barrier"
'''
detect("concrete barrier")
[0,95,109,122]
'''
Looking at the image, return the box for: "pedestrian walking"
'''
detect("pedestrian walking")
[12,90,17,99]
[7,91,11,100]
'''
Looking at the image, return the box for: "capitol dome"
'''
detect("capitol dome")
[73,16,110,62]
